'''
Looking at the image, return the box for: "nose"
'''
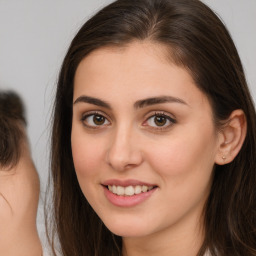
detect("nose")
[106,125,143,172]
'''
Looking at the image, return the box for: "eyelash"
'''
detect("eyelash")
[80,111,176,130]
[81,111,111,129]
[143,111,176,131]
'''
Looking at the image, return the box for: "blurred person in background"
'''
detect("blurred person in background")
[0,91,42,256]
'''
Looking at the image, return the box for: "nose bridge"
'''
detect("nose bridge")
[107,122,142,171]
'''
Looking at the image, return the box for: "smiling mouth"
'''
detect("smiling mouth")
[106,185,156,196]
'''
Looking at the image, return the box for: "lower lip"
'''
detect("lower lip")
[103,186,157,207]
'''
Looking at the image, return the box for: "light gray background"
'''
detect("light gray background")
[0,0,255,247]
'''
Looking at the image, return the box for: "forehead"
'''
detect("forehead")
[73,41,209,109]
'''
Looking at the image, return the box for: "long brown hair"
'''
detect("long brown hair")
[48,0,256,255]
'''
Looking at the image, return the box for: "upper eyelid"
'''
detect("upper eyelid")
[144,111,176,120]
[81,110,111,120]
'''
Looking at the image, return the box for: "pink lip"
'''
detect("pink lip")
[102,179,158,207]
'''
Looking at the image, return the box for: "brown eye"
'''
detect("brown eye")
[154,116,167,126]
[82,113,110,127]
[144,113,176,129]
[93,114,105,125]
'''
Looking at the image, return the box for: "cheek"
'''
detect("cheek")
[144,130,217,222]
[146,128,217,181]
[71,127,104,179]
[72,143,98,174]
[71,131,105,206]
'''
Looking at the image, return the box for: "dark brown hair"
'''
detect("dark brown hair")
[0,91,26,168]
[48,0,256,255]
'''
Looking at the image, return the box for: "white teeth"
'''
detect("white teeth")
[142,185,147,192]
[107,184,154,196]
[125,186,134,196]
[135,185,142,194]
[116,186,125,196]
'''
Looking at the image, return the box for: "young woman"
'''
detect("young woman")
[0,91,42,256]
[48,0,256,255]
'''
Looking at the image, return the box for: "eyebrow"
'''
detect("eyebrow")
[73,95,188,109]
[134,96,188,109]
[73,95,111,109]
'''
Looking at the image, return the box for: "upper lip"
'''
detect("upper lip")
[102,179,157,187]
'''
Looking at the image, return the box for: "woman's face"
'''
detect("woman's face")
[71,41,221,239]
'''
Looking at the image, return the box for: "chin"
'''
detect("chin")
[109,227,149,238]
[102,217,153,238]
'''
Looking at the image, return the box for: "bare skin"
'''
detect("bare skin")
[0,124,42,256]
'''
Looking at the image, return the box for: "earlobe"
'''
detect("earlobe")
[215,109,247,165]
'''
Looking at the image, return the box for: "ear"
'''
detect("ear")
[215,109,247,165]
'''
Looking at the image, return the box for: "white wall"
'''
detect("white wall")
[203,0,256,97]
[0,0,255,246]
